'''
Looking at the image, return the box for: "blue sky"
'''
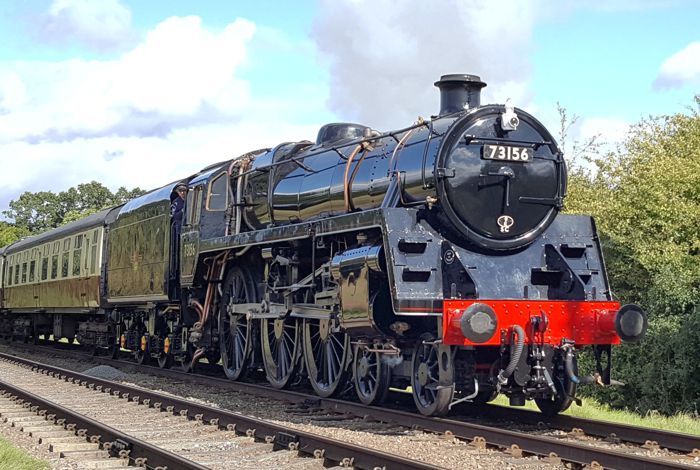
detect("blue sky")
[532,4,698,120]
[0,0,698,214]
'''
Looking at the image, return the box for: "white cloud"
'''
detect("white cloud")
[0,16,256,144]
[311,0,538,129]
[0,72,26,114]
[0,16,332,213]
[578,116,630,145]
[556,116,629,168]
[0,121,321,209]
[653,42,700,90]
[37,0,134,50]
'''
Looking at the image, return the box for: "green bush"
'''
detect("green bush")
[566,99,700,415]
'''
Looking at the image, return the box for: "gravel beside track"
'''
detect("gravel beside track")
[0,345,555,469]
[0,390,146,470]
[1,343,699,469]
[0,355,438,470]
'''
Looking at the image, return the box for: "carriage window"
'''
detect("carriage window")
[64,239,71,251]
[90,245,98,274]
[29,260,35,282]
[93,229,98,244]
[53,242,60,254]
[73,250,81,276]
[206,172,228,211]
[51,255,58,280]
[14,264,19,284]
[7,266,12,286]
[23,251,28,261]
[43,244,49,257]
[21,263,27,283]
[75,234,82,249]
[41,258,48,280]
[61,253,69,278]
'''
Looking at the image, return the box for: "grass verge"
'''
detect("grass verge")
[0,436,49,470]
[492,395,700,436]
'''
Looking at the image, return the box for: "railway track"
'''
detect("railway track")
[0,354,438,470]
[1,345,699,469]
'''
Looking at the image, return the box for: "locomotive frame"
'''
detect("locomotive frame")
[0,74,647,417]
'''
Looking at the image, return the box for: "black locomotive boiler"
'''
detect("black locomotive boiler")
[0,74,647,416]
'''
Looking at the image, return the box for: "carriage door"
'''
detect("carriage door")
[179,185,203,286]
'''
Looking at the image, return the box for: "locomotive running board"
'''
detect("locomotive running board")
[199,208,387,253]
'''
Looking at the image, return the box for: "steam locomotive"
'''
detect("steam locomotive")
[0,74,647,416]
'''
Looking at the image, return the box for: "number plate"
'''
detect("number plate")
[482,144,532,162]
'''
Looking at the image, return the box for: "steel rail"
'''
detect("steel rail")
[0,353,441,470]
[4,346,700,464]
[456,402,700,454]
[72,349,700,456]
[0,378,208,470]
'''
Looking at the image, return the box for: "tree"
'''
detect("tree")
[565,98,700,414]
[3,182,146,234]
[0,221,30,247]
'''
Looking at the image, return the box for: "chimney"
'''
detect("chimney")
[434,74,487,116]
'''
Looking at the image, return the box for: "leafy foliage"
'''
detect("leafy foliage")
[0,222,30,248]
[3,182,145,234]
[564,98,700,415]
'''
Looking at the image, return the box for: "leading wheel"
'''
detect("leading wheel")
[353,345,390,405]
[261,317,299,389]
[411,335,453,416]
[302,318,349,398]
[535,353,577,416]
[219,266,257,381]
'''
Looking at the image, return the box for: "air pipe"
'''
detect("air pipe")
[496,325,525,387]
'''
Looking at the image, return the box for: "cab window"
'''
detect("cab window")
[186,186,204,225]
[206,172,228,211]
